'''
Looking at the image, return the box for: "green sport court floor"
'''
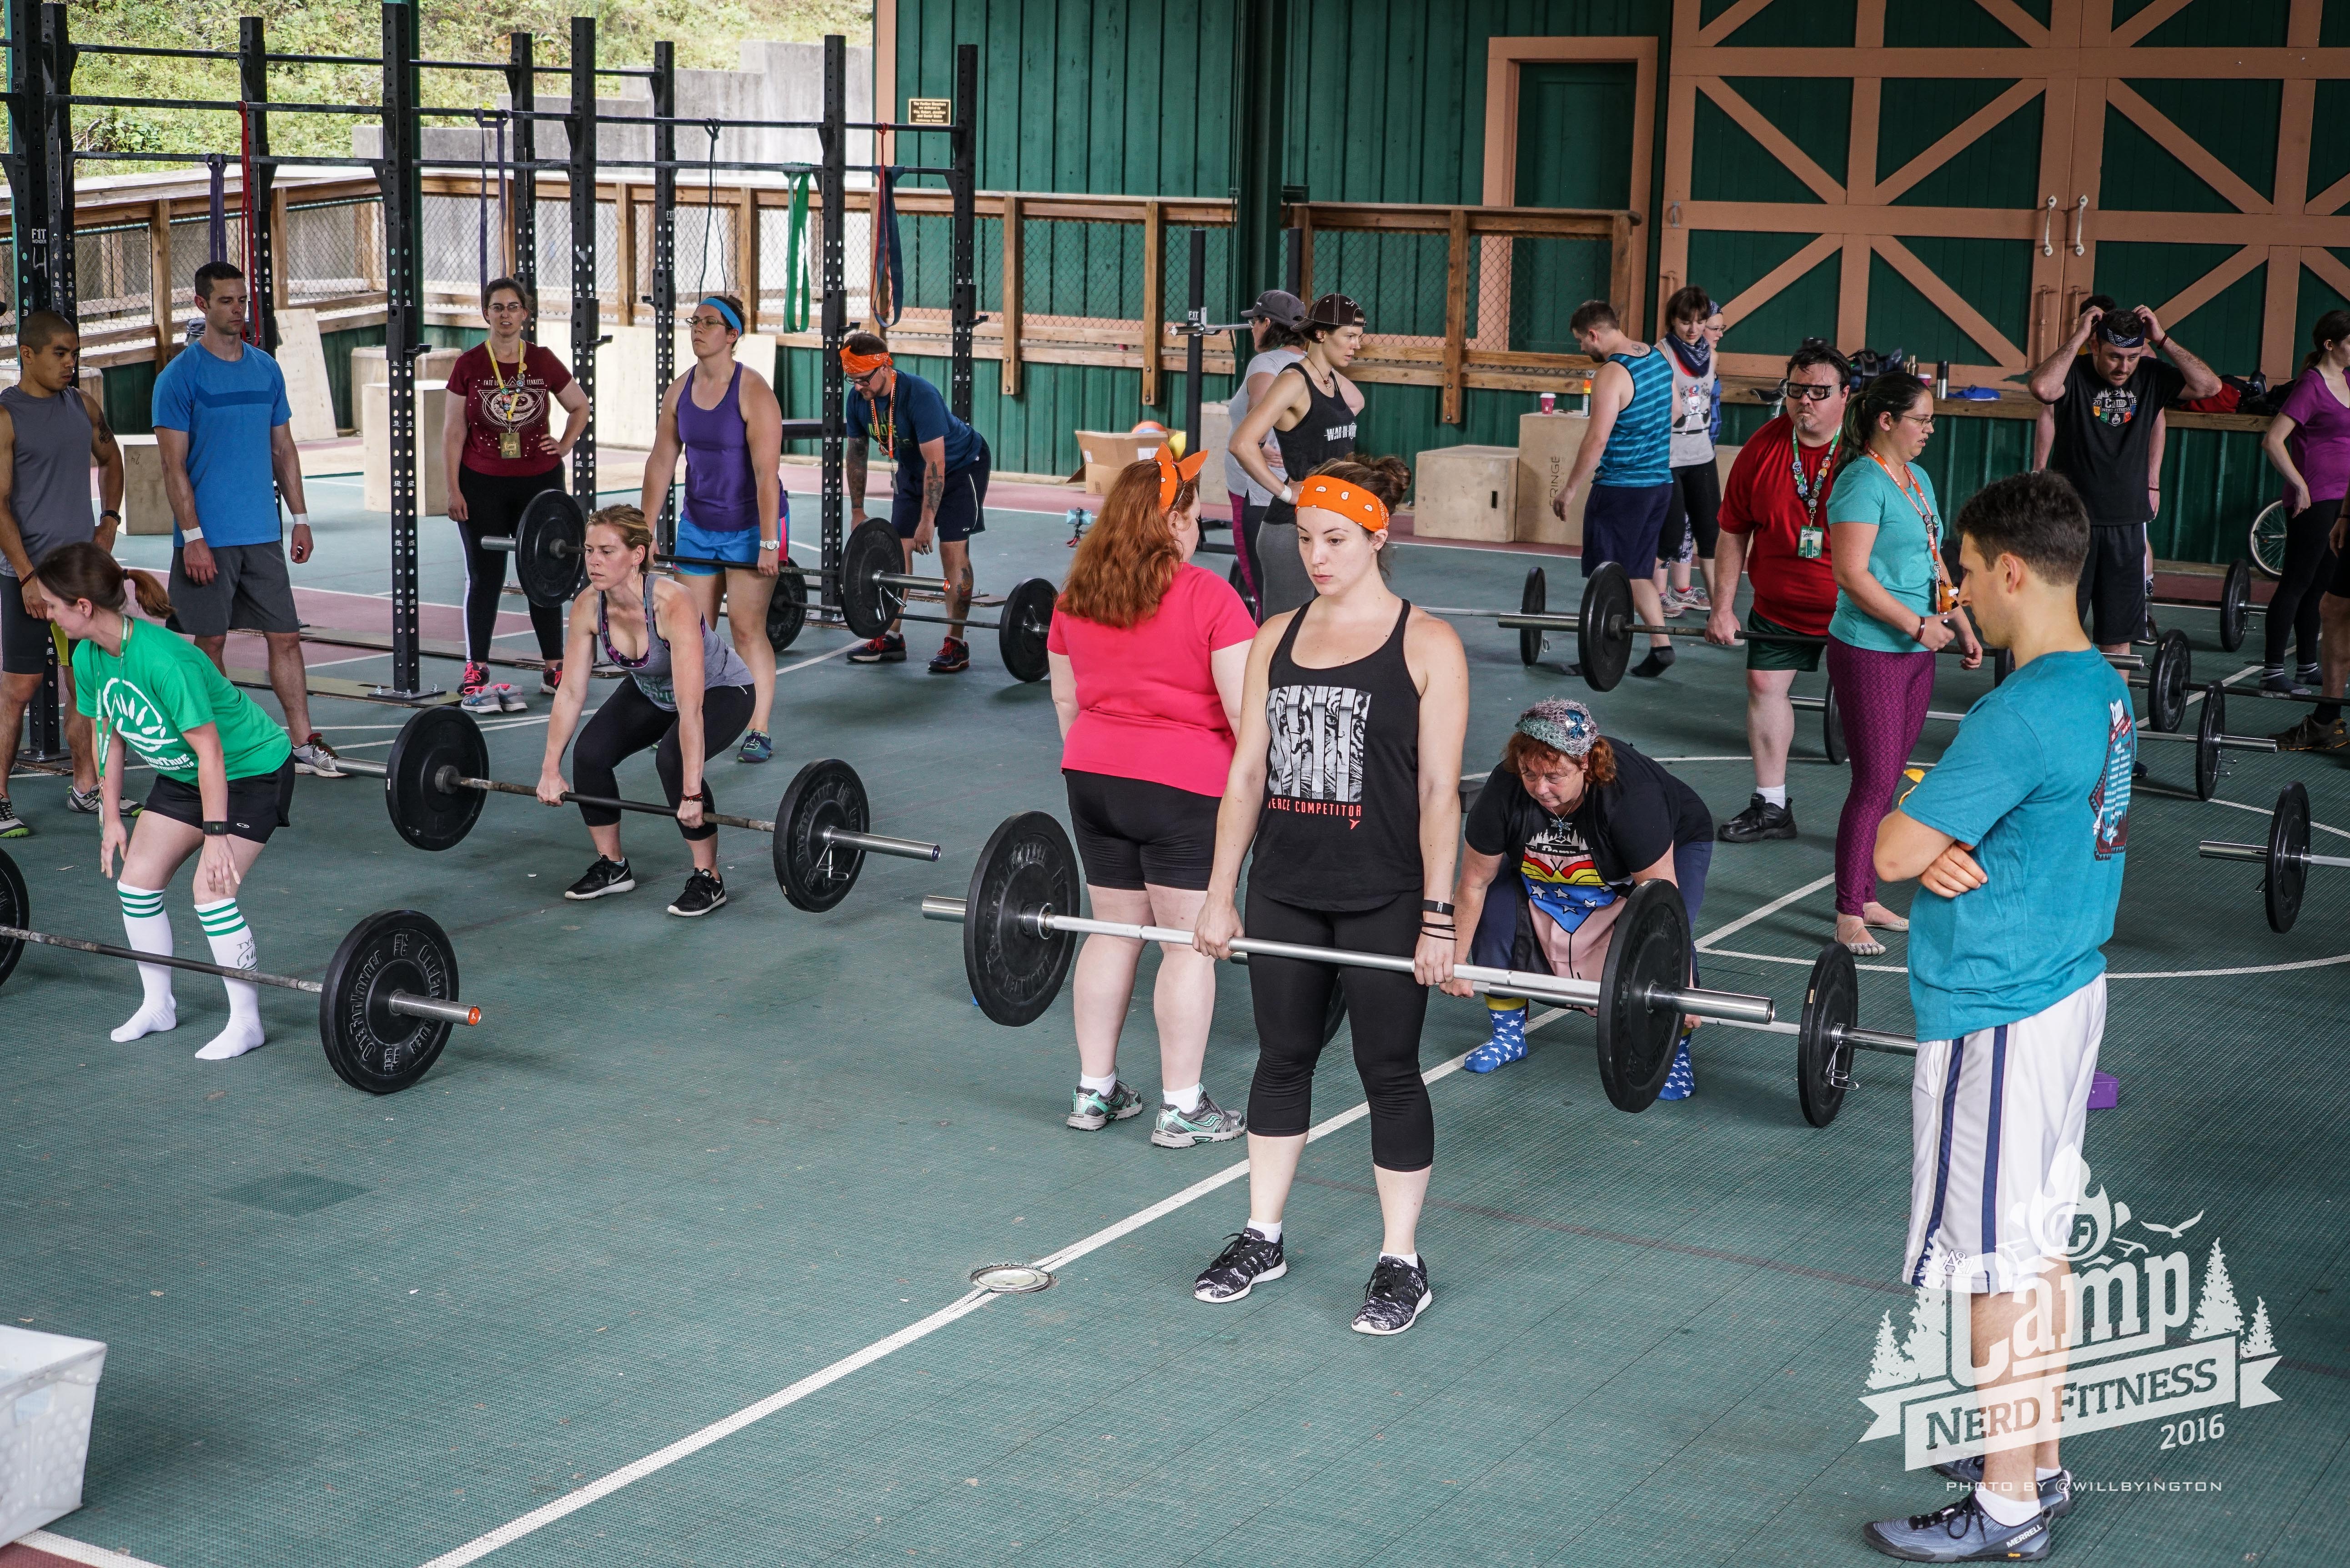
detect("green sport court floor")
[4,481,2345,1568]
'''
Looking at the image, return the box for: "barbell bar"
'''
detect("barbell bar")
[338,707,939,913]
[0,849,476,1094]
[2199,779,2342,933]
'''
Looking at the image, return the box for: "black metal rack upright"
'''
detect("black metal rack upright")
[376,0,428,697]
[237,16,278,355]
[818,33,848,609]
[947,42,978,425]
[650,39,678,546]
[506,31,538,312]
[567,15,599,501]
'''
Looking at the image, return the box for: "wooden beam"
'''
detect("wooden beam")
[1298,206,1314,300]
[1696,77,1846,203]
[2304,245,2350,305]
[1872,79,2045,206]
[1971,0,2052,47]
[2104,80,2270,214]
[616,185,637,326]
[737,185,760,332]
[1718,233,1841,327]
[1870,234,2025,366]
[148,199,175,363]
[1837,236,1870,350]
[1609,213,1636,325]
[269,188,290,314]
[2150,242,2267,332]
[1696,0,1777,47]
[1000,194,1022,397]
[1685,46,2350,78]
[2107,0,2195,48]
[1442,206,1468,424]
[1140,200,1163,407]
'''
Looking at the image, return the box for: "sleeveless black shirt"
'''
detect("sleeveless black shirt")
[1261,363,1359,528]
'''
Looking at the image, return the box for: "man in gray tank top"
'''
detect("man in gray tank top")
[0,310,125,835]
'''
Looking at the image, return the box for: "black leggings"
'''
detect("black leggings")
[456,465,569,663]
[571,680,753,841]
[1244,885,1433,1172]
[1234,497,1268,620]
[1658,459,1722,564]
[2264,501,2340,670]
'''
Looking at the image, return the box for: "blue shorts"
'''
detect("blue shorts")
[1581,482,1675,579]
[673,508,784,577]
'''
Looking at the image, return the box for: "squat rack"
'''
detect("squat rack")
[4,5,976,718]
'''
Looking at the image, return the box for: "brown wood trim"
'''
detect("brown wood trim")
[1687,47,2350,78]
[1675,200,2040,239]
[1696,77,1846,203]
[147,200,175,362]
[1872,79,2045,206]
[2103,81,2269,213]
[1140,201,1164,407]
[1973,0,2054,48]
[2108,0,2196,49]
[2304,246,2350,306]
[1001,194,1022,397]
[1442,207,1469,423]
[1697,0,1776,47]
[1870,233,2025,366]
[1718,233,1842,326]
[737,186,762,332]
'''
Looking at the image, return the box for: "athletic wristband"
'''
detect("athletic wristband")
[290,513,309,529]
[180,526,204,543]
[100,508,121,521]
[201,820,231,837]
[1280,483,1296,504]
[1422,899,1455,915]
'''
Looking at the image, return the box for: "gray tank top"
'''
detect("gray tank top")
[0,383,94,578]
[598,570,754,711]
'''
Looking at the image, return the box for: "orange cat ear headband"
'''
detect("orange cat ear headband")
[1155,440,1207,510]
[1295,476,1390,534]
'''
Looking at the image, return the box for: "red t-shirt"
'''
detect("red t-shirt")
[446,342,573,477]
[1717,414,1841,635]
[1046,562,1259,798]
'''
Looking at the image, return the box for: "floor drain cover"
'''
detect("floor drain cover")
[969,1262,1054,1294]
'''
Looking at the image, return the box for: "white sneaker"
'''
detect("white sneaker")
[291,734,344,778]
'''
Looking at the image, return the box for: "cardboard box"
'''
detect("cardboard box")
[1516,411,1593,546]
[1074,428,1168,494]
[116,435,173,536]
[1411,444,1518,542]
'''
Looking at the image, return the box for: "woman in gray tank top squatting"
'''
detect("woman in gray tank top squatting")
[536,506,757,918]
[1227,293,1369,620]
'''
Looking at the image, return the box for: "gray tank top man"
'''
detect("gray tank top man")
[0,382,95,578]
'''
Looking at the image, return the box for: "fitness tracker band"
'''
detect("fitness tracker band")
[201,820,231,837]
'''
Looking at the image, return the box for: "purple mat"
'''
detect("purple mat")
[2088,1071,2119,1111]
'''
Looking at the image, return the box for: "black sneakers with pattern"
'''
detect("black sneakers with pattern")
[1193,1229,1286,1302]
[563,856,636,900]
[1351,1254,1432,1336]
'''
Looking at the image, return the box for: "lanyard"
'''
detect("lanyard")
[1789,434,1837,519]
[869,389,896,456]
[1870,451,1939,559]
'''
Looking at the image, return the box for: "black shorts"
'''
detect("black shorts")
[1659,460,1722,563]
[891,439,991,543]
[1063,769,1220,891]
[2076,523,2148,647]
[0,578,68,677]
[141,757,296,844]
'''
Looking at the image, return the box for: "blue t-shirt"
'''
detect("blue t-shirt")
[1899,650,2134,1040]
[1826,457,1940,653]
[845,369,980,489]
[150,342,291,548]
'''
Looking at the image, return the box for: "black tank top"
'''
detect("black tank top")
[1263,363,1359,526]
[1250,598,1422,910]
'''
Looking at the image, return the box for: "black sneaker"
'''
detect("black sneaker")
[847,633,906,665]
[1194,1229,1287,1302]
[563,856,636,900]
[927,637,971,674]
[1351,1254,1432,1336]
[1630,645,1676,678]
[1718,793,1797,843]
[667,868,728,917]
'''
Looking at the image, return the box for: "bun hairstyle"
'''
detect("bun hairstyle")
[1828,372,1932,493]
[29,540,172,620]
[1303,454,1411,578]
[586,503,656,561]
[1057,459,1191,629]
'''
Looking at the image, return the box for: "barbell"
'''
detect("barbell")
[2199,779,2343,933]
[338,707,939,913]
[0,848,477,1094]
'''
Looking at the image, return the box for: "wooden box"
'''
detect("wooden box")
[1515,411,1593,547]
[1411,445,1518,542]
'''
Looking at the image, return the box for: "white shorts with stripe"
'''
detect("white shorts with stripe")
[1902,976,2105,1296]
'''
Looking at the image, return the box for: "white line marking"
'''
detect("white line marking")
[1695,873,1837,951]
[19,1531,173,1568]
[412,1012,1567,1567]
[776,640,866,676]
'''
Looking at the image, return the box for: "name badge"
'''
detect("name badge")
[1798,523,1823,559]
[500,431,522,460]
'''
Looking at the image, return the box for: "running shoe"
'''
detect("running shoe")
[0,796,27,838]
[1464,1002,1529,1073]
[666,868,728,918]
[928,637,971,674]
[563,856,636,900]
[1656,1030,1697,1101]
[1351,1254,1433,1336]
[1067,1080,1145,1130]
[495,683,528,713]
[847,633,906,665]
[737,729,774,765]
[459,684,504,714]
[458,662,494,710]
[1657,588,1688,619]
[1682,584,1712,613]
[1151,1091,1245,1147]
[2274,715,2350,752]
[540,660,564,697]
[1718,794,1798,843]
[1930,1459,2074,1519]
[1194,1229,1286,1302]
[291,734,343,778]
[65,784,101,815]
[1862,1493,2050,1562]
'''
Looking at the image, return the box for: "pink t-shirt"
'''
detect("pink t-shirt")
[1047,562,1259,797]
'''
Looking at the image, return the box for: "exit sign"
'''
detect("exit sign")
[906,97,951,126]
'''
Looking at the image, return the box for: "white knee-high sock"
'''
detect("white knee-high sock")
[193,897,266,1060]
[110,883,177,1041]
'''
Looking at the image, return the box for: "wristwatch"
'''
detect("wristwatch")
[201,820,231,837]
[100,508,121,521]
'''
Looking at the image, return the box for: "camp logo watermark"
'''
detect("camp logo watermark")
[1860,1158,2283,1470]
[98,676,192,772]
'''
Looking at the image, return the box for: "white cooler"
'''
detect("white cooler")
[0,1325,107,1542]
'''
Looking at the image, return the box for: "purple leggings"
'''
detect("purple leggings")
[1826,637,1935,917]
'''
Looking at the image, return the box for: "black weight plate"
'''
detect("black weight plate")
[773,757,870,913]
[2267,780,2310,935]
[839,518,907,638]
[1796,941,1856,1129]
[1594,880,1688,1113]
[1822,683,1848,766]
[514,488,586,609]
[2145,628,2191,733]
[2194,683,2224,802]
[765,562,808,654]
[2219,558,2250,654]
[0,845,25,988]
[964,812,1081,1027]
[998,577,1057,683]
[319,909,458,1094]
[1992,645,2014,687]
[385,707,489,852]
[1576,562,1633,692]
[1519,567,1547,667]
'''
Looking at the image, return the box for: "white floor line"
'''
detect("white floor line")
[411,1011,1566,1568]
[1695,873,1837,952]
[776,639,866,676]
[18,1531,171,1568]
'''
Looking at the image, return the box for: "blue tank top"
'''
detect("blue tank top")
[1593,346,1673,488]
[677,365,772,533]
[598,571,754,711]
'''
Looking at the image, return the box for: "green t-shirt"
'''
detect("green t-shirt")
[1825,456,1941,654]
[72,618,292,784]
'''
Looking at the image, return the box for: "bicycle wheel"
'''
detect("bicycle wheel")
[2249,500,2289,580]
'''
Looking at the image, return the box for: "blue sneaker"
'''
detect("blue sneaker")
[1931,1459,2073,1519]
[1655,1030,1697,1100]
[1863,1493,2050,1562]
[737,729,773,764]
[1464,1002,1529,1073]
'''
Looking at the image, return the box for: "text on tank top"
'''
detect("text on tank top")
[1264,364,1359,523]
[677,364,767,533]
[1250,598,1424,910]
[598,571,755,710]
[0,384,94,577]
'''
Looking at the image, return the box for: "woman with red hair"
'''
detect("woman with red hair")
[1045,445,1260,1147]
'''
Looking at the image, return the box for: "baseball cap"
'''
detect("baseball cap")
[1246,290,1306,329]
[1306,292,1366,329]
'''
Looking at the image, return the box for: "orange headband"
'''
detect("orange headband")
[840,347,894,377]
[1295,477,1389,534]
[1155,441,1207,510]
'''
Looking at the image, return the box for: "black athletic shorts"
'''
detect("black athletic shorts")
[1063,768,1220,891]
[0,579,69,677]
[2076,523,2148,647]
[890,437,992,543]
[141,756,296,844]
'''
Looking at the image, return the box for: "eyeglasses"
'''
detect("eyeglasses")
[1898,412,1937,430]
[687,315,731,330]
[1779,382,1839,402]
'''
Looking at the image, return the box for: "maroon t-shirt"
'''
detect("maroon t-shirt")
[446,342,572,477]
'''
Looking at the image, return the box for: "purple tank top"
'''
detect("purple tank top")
[678,364,764,533]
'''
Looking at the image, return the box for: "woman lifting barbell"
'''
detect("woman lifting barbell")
[34,543,296,1060]
[537,506,755,917]
[1189,455,1470,1337]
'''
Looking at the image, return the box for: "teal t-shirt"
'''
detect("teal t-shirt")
[1898,650,2134,1040]
[73,618,293,784]
[1825,457,1940,653]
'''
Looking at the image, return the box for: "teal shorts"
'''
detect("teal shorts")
[1746,609,1825,673]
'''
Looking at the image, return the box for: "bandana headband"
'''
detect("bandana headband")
[840,346,894,377]
[698,297,742,332]
[1154,441,1207,511]
[1295,477,1389,534]
[1514,698,1598,759]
